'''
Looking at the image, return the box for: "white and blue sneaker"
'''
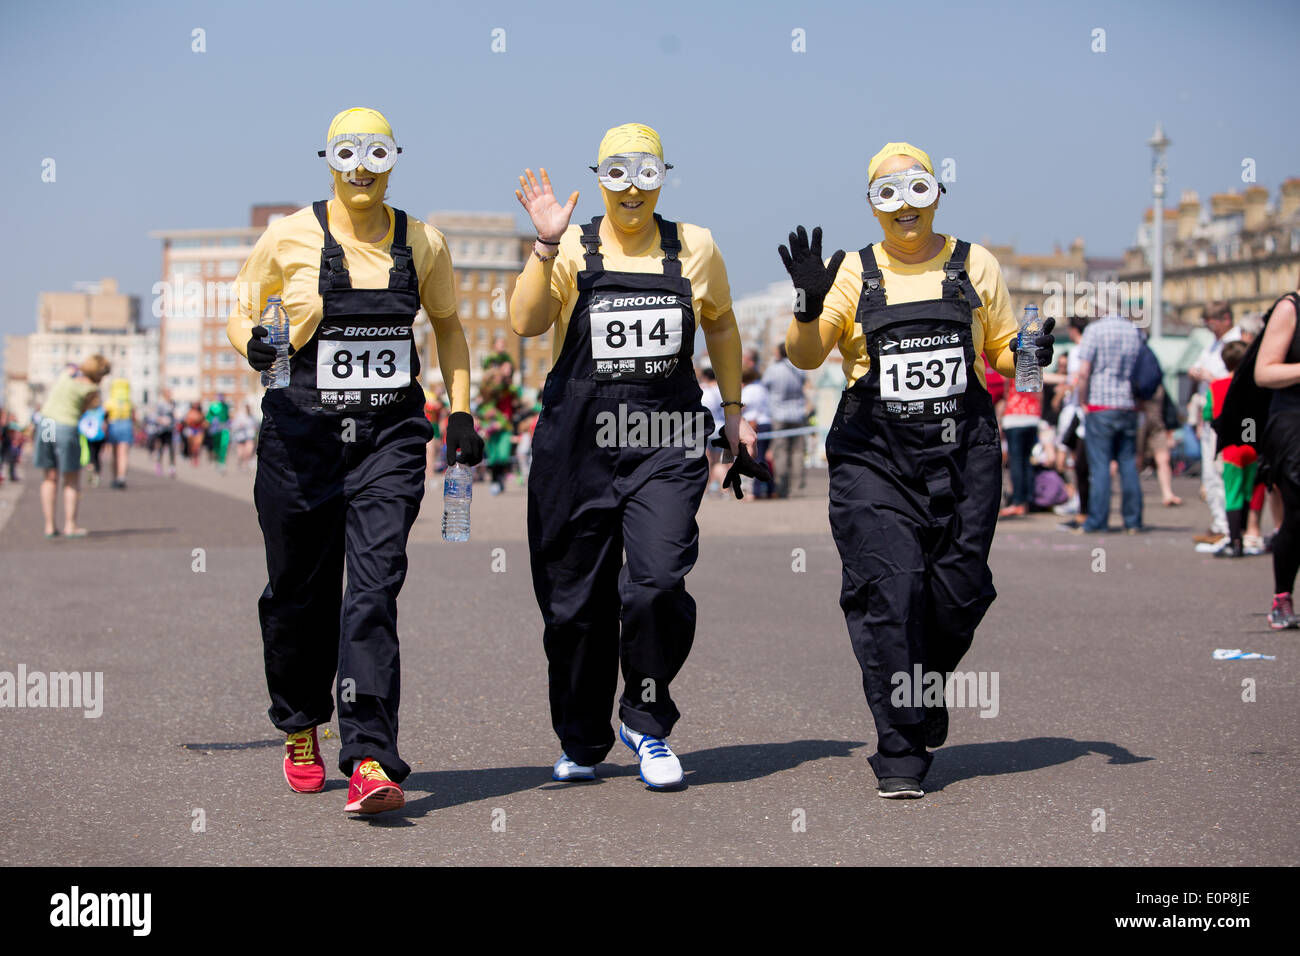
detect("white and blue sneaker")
[619,723,684,790]
[552,753,596,782]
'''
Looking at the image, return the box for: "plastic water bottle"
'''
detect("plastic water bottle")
[442,460,472,542]
[1015,305,1043,393]
[260,297,290,389]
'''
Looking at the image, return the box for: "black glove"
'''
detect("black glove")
[445,411,485,466]
[1034,316,1057,367]
[711,433,773,500]
[245,325,277,372]
[777,225,846,323]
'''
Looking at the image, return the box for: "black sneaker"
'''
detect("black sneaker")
[1214,540,1245,558]
[923,704,949,748]
[877,777,925,799]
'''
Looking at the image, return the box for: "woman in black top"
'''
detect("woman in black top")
[1255,287,1300,629]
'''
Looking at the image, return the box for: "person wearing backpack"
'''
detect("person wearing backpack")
[1133,332,1183,507]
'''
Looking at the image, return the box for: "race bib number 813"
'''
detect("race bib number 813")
[316,339,411,389]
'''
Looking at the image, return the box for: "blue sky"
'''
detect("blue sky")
[3,0,1298,358]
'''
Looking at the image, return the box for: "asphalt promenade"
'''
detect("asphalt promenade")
[1,451,1295,866]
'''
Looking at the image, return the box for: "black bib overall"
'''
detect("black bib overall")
[253,201,433,783]
[826,240,1001,782]
[527,215,711,766]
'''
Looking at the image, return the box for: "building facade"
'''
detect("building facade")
[424,212,540,396]
[1121,179,1300,333]
[731,281,794,364]
[5,278,157,421]
[151,204,297,409]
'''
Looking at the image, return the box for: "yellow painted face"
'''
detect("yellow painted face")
[601,182,660,234]
[325,107,396,212]
[869,153,939,255]
[332,166,390,212]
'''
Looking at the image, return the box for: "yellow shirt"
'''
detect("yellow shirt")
[105,396,132,421]
[821,235,1017,388]
[226,203,458,354]
[547,219,732,365]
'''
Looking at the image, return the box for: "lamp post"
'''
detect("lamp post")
[1147,122,1170,340]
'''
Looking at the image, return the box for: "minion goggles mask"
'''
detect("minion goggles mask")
[867,169,946,212]
[319,132,402,174]
[591,152,672,191]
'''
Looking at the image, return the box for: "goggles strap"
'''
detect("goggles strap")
[656,215,682,278]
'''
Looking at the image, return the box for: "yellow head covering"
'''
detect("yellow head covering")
[327,107,394,140]
[597,123,664,163]
[868,142,934,182]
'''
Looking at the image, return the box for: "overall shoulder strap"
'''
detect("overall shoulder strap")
[656,215,682,278]
[387,208,414,291]
[941,238,982,309]
[580,217,604,271]
[943,239,971,277]
[858,243,887,308]
[313,200,351,292]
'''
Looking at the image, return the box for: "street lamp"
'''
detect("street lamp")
[1147,122,1170,340]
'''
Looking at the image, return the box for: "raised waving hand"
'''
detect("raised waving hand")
[515,168,579,244]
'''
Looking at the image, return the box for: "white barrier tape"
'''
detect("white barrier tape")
[708,424,822,446]
[759,425,821,440]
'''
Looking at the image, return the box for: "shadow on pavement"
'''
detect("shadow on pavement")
[923,736,1153,792]
[372,766,552,824]
[358,738,869,824]
[680,739,868,786]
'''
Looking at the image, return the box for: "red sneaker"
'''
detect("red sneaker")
[345,758,405,814]
[283,728,326,793]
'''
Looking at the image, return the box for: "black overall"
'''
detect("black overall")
[528,214,711,766]
[254,201,433,783]
[826,240,1001,782]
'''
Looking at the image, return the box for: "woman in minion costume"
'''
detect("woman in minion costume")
[104,377,135,489]
[227,107,484,815]
[510,123,768,789]
[779,143,1054,799]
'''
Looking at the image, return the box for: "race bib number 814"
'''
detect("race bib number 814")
[589,297,684,380]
